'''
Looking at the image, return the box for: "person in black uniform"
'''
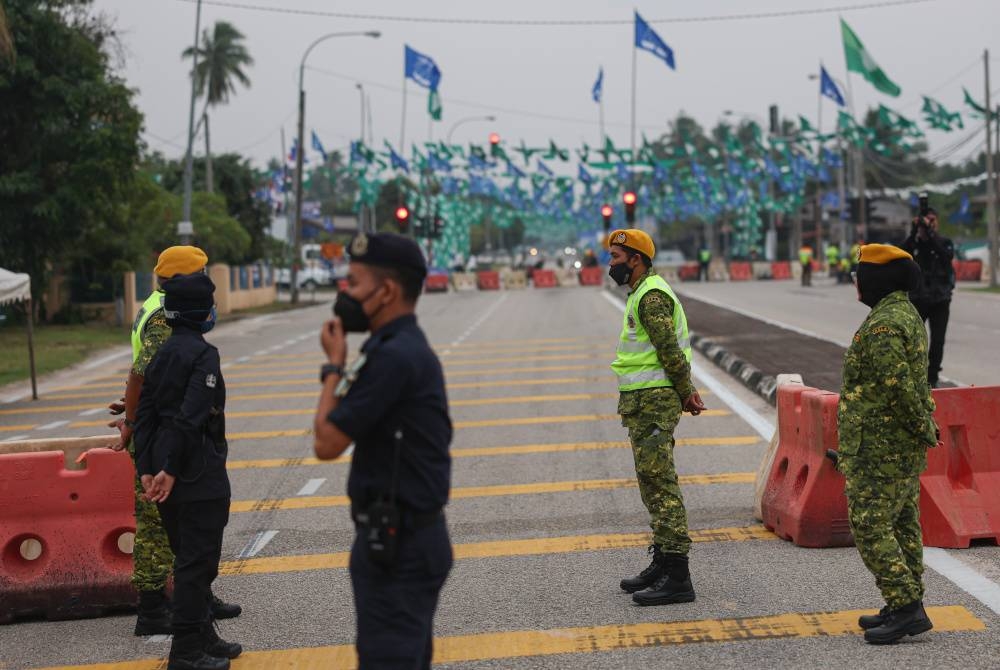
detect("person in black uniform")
[900,206,955,387]
[134,273,242,670]
[313,231,452,670]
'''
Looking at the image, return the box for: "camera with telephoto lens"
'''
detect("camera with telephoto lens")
[917,191,930,229]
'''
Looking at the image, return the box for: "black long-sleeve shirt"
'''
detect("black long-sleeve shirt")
[134,326,230,503]
[900,229,954,305]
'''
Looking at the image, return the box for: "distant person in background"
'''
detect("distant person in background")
[582,249,599,268]
[826,244,841,276]
[698,246,711,282]
[799,244,814,287]
[900,206,954,387]
[466,254,478,272]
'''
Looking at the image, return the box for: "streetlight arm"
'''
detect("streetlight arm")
[446,115,497,145]
[299,31,381,90]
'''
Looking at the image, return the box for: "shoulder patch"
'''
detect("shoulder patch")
[870,325,895,335]
[205,374,217,388]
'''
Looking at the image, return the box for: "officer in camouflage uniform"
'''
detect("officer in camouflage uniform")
[607,229,706,606]
[109,246,240,636]
[837,243,938,645]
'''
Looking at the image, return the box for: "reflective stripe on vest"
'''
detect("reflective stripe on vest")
[131,291,165,363]
[610,274,692,392]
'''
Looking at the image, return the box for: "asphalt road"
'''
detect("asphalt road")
[1,285,997,669]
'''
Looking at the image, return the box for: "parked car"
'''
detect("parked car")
[275,265,333,290]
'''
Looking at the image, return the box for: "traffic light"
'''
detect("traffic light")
[394,205,410,232]
[432,213,445,239]
[623,191,637,225]
[601,204,613,231]
[489,132,501,157]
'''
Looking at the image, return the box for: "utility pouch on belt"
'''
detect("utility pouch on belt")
[363,428,404,569]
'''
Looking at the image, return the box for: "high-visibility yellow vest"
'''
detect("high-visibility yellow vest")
[131,291,165,363]
[611,274,691,392]
[799,247,813,265]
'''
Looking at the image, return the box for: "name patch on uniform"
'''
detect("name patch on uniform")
[206,374,217,388]
[871,326,894,336]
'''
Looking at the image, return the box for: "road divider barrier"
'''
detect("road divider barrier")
[770,262,792,280]
[0,443,136,623]
[579,267,603,286]
[502,270,528,290]
[424,273,450,293]
[728,261,753,281]
[452,272,478,291]
[476,271,501,290]
[677,263,700,282]
[555,268,578,287]
[952,259,982,282]
[532,269,557,288]
[753,374,803,521]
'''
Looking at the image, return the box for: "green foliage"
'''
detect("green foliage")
[182,20,253,106]
[0,0,143,301]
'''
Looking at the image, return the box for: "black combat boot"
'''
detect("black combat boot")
[863,601,933,645]
[632,553,696,606]
[134,589,173,636]
[620,545,666,594]
[202,621,242,659]
[168,630,231,670]
[209,592,242,620]
[857,605,890,630]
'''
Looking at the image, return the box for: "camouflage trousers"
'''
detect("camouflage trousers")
[845,474,924,609]
[619,387,691,555]
[127,440,174,592]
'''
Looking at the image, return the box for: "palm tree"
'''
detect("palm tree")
[0,2,15,67]
[182,20,253,193]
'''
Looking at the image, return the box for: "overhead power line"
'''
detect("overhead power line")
[174,0,941,27]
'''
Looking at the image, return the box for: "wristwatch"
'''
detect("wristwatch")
[320,363,345,383]
[123,418,136,429]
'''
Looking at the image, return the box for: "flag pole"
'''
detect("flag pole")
[399,75,408,162]
[984,48,998,288]
[599,89,606,149]
[843,64,866,244]
[630,40,637,193]
[815,61,824,254]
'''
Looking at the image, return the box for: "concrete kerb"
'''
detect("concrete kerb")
[690,333,779,406]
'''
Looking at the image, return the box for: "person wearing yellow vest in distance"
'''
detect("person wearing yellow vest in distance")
[107,246,241,636]
[697,246,711,282]
[826,243,841,276]
[839,256,853,284]
[607,229,706,606]
[799,244,814,287]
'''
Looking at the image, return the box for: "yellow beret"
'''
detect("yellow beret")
[857,244,912,265]
[154,246,209,278]
[607,229,656,260]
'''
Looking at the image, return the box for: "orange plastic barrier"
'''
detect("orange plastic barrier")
[771,262,792,280]
[579,267,603,286]
[920,386,1000,548]
[728,261,753,281]
[424,273,449,293]
[677,263,700,281]
[477,271,501,290]
[953,260,982,282]
[0,449,136,623]
[532,269,557,288]
[760,386,853,548]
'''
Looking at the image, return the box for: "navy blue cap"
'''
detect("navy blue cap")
[347,232,427,279]
[163,273,215,315]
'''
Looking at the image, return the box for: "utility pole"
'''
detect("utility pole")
[179,0,202,244]
[985,49,998,288]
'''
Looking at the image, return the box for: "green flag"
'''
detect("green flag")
[428,89,442,121]
[922,96,963,131]
[840,19,901,97]
[798,116,815,133]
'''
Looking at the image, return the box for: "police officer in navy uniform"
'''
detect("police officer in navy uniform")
[134,273,242,670]
[313,232,453,670]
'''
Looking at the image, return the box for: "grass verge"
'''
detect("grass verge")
[0,322,124,387]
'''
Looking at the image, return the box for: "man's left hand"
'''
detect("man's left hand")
[107,417,132,451]
[320,318,347,365]
[683,391,706,416]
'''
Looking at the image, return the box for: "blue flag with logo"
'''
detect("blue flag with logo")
[634,12,675,70]
[592,67,603,103]
[404,45,442,91]
[310,131,327,162]
[384,141,409,173]
[820,66,846,107]
[578,163,593,184]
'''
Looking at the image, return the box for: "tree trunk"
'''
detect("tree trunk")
[204,112,214,193]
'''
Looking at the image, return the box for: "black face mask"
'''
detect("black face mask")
[609,262,633,286]
[333,286,384,332]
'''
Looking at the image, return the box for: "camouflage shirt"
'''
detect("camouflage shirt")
[837,290,936,479]
[635,268,695,401]
[131,311,171,377]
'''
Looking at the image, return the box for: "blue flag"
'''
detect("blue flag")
[310,131,327,162]
[820,66,846,107]
[537,160,554,177]
[634,12,675,70]
[592,67,603,103]
[578,163,593,184]
[384,141,409,173]
[404,45,442,91]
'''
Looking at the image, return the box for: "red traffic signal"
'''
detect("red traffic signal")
[488,132,500,145]
[623,191,637,224]
[600,204,613,231]
[394,205,410,231]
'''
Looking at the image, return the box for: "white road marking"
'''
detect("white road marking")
[34,420,69,431]
[78,407,106,416]
[253,350,267,356]
[296,478,326,496]
[144,635,172,644]
[2,435,30,442]
[236,356,251,363]
[237,530,279,559]
[450,293,508,348]
[925,548,1000,616]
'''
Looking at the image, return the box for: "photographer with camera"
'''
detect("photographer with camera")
[900,195,955,387]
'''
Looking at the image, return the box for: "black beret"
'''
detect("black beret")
[347,232,427,279]
[163,273,215,316]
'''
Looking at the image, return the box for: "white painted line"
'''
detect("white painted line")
[237,530,279,559]
[78,407,106,416]
[34,420,69,431]
[296,478,327,496]
[601,290,775,441]
[253,350,267,356]
[2,435,29,442]
[80,349,132,370]
[144,635,172,644]
[449,293,508,347]
[267,345,282,352]
[236,356,251,363]
[925,548,1000,617]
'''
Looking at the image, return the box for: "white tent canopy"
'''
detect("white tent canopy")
[0,267,31,306]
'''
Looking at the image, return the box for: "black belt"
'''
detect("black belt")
[351,504,443,530]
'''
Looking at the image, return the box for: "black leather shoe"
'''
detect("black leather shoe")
[858,605,890,630]
[632,573,696,606]
[134,590,173,636]
[167,652,231,670]
[620,546,665,593]
[203,622,242,659]
[209,594,242,620]
[864,601,933,645]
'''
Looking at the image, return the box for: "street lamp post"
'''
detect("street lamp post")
[446,115,496,145]
[179,0,203,244]
[355,82,369,234]
[291,30,380,305]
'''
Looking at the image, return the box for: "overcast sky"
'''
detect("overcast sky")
[95,0,1000,170]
